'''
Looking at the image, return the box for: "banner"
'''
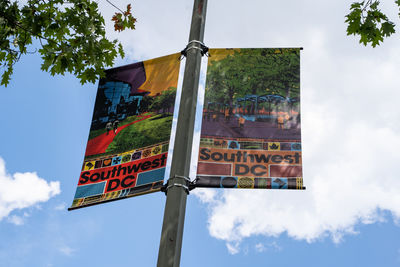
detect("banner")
[70,53,181,210]
[196,48,304,190]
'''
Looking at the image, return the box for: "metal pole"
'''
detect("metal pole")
[157,0,207,266]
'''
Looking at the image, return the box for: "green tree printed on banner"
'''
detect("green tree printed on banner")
[205,48,300,107]
[150,87,176,114]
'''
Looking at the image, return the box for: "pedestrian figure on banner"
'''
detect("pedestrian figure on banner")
[212,111,217,122]
[113,119,120,134]
[106,121,112,135]
[284,112,290,129]
[206,109,211,121]
[277,115,284,130]
[239,116,245,129]
[225,108,230,122]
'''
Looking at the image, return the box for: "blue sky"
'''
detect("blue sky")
[1,0,400,266]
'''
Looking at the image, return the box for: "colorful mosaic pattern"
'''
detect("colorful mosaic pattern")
[195,176,304,190]
[71,142,169,210]
[197,137,303,187]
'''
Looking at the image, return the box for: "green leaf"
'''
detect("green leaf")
[345,0,397,47]
[118,43,125,58]
[381,21,395,37]
[0,0,136,86]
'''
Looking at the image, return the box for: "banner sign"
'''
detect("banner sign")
[70,53,181,210]
[196,48,304,190]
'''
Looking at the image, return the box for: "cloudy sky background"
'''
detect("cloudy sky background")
[1,0,400,266]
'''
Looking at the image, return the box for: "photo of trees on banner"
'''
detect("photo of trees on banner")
[196,48,304,190]
[70,53,180,210]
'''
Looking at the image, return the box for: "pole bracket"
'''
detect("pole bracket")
[180,40,209,60]
[161,175,194,195]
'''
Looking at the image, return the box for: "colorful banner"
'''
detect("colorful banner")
[70,53,180,210]
[196,48,304,190]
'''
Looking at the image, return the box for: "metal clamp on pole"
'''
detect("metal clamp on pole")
[188,177,198,191]
[180,40,209,60]
[165,183,190,194]
[161,175,192,195]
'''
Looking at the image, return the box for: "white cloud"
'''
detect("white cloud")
[7,215,24,226]
[193,188,218,204]
[97,0,400,254]
[0,157,61,222]
[185,0,400,252]
[197,47,400,250]
[254,241,282,253]
[58,245,74,256]
[98,0,191,62]
[255,243,266,253]
[54,202,67,211]
[226,242,240,255]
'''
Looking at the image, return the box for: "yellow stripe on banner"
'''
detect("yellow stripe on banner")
[71,198,84,208]
[238,177,255,188]
[137,53,180,96]
[296,177,303,189]
[84,161,95,171]
[152,145,162,156]
[268,142,280,151]
[207,49,240,64]
[84,195,103,205]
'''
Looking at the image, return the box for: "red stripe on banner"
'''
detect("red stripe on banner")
[78,153,167,186]
[197,162,231,176]
[270,165,302,177]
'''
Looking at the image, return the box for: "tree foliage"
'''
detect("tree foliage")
[150,87,176,114]
[205,49,300,106]
[345,0,400,47]
[0,0,136,86]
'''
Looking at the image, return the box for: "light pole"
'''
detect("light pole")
[157,0,208,266]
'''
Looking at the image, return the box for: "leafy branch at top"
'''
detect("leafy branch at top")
[111,3,136,32]
[345,0,400,47]
[0,0,136,87]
